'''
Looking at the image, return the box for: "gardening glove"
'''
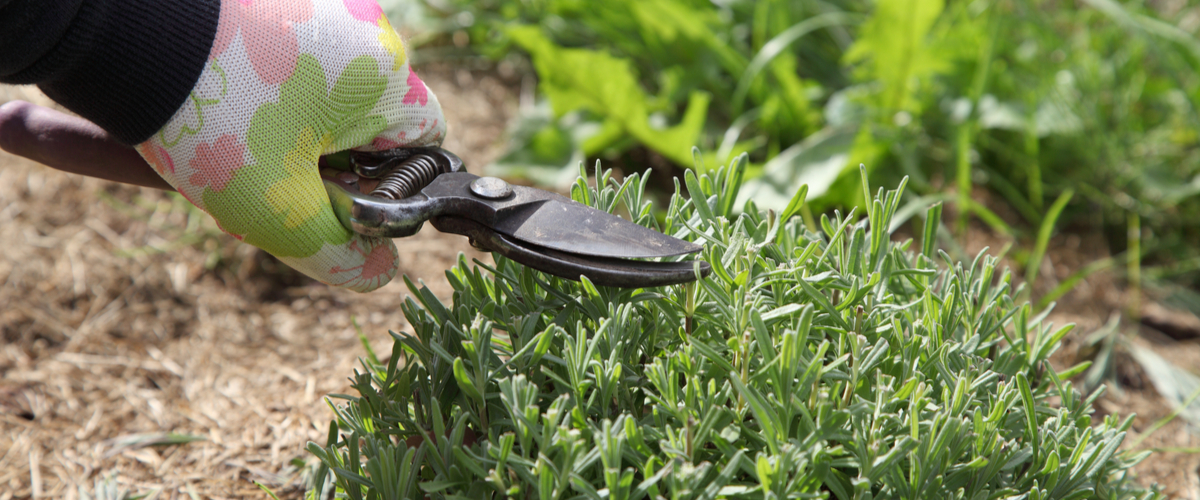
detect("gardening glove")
[136,0,445,292]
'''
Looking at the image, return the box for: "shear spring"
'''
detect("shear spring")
[369,154,443,200]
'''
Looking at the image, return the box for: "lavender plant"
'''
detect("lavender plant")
[306,157,1158,499]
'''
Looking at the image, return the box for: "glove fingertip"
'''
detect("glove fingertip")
[279,235,398,293]
[336,235,399,293]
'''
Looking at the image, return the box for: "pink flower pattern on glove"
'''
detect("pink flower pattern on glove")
[211,0,315,84]
[141,144,175,175]
[343,0,384,25]
[189,135,246,192]
[402,70,428,106]
[328,239,397,289]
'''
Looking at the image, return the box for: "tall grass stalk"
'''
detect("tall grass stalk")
[1025,189,1074,304]
[1127,211,1142,320]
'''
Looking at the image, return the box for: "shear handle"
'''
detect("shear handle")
[324,180,446,238]
[325,148,466,237]
[325,172,547,239]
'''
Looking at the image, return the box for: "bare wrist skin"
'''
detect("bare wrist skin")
[0,100,174,190]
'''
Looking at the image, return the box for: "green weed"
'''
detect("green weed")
[406,0,1200,299]
[77,474,157,500]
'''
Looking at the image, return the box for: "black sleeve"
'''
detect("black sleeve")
[0,0,221,145]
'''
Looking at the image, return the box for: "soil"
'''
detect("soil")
[2,68,1199,498]
[0,66,507,499]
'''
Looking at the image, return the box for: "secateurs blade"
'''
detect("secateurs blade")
[323,147,711,288]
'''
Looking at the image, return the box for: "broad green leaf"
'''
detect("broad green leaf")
[736,126,856,211]
[844,0,948,114]
[507,26,710,166]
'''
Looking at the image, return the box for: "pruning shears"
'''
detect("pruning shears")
[322,147,712,288]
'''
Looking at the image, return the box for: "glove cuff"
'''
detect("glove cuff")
[2,0,221,145]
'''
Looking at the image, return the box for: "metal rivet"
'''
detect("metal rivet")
[470,176,513,199]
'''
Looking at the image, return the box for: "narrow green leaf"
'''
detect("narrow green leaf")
[1016,372,1039,464]
[729,375,782,454]
[686,169,716,224]
[922,202,943,260]
[780,184,810,224]
[1026,189,1075,287]
[453,358,482,402]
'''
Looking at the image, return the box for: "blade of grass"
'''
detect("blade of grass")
[716,109,763,163]
[1127,211,1142,320]
[1037,257,1116,310]
[956,13,998,240]
[255,482,284,500]
[1148,447,1200,453]
[981,163,1042,226]
[352,316,380,367]
[966,199,1013,238]
[1025,189,1074,291]
[955,123,973,240]
[1129,343,1200,432]
[103,433,206,458]
[732,12,862,115]
[1024,119,1043,212]
[1131,378,1200,450]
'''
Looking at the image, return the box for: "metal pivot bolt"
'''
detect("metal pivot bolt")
[469,177,513,200]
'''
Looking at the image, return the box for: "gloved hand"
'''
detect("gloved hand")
[136,0,445,292]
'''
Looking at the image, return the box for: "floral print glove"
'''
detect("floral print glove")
[136,0,445,292]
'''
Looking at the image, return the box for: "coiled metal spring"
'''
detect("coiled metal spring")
[369,154,443,200]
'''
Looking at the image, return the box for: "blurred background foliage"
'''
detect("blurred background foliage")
[386,0,1200,294]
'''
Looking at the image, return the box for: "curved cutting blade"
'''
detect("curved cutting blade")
[431,217,711,287]
[491,194,701,259]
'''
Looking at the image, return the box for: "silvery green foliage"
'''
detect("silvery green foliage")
[307,157,1158,500]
